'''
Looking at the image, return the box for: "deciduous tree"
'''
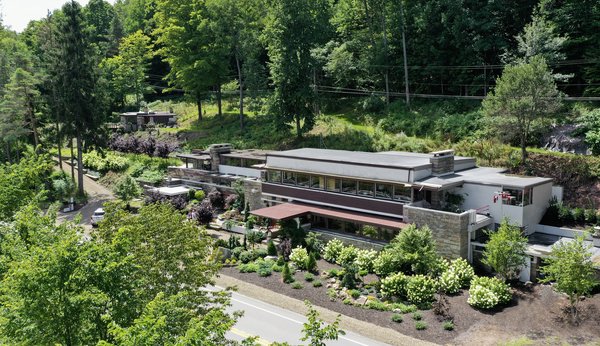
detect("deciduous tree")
[482,220,528,282]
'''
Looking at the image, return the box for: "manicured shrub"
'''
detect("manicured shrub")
[412,312,423,321]
[326,269,339,278]
[306,252,317,272]
[380,272,409,298]
[467,276,512,309]
[406,275,438,306]
[327,288,337,301]
[267,240,278,256]
[254,248,268,259]
[392,224,438,275]
[194,190,205,201]
[231,246,244,259]
[439,269,461,294]
[341,265,358,289]
[322,239,344,263]
[272,264,283,272]
[82,150,129,173]
[373,250,403,277]
[355,249,378,273]
[449,258,475,287]
[290,246,309,270]
[443,320,455,331]
[336,245,359,266]
[207,188,224,209]
[238,262,259,273]
[573,207,585,224]
[276,255,285,266]
[400,304,417,314]
[415,321,427,330]
[257,259,273,277]
[391,314,403,323]
[343,298,352,305]
[291,282,303,289]
[304,273,315,282]
[191,199,213,225]
[239,251,255,264]
[305,231,324,258]
[349,289,361,299]
[312,280,323,287]
[584,209,597,224]
[366,300,391,311]
[282,262,294,284]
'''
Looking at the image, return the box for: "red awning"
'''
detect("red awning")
[251,203,407,230]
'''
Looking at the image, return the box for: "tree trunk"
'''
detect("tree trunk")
[70,138,75,182]
[296,116,302,139]
[56,119,63,170]
[76,130,85,197]
[381,10,390,105]
[400,4,410,108]
[235,53,244,130]
[196,92,203,123]
[520,133,527,165]
[4,142,11,164]
[217,83,222,116]
[28,103,40,151]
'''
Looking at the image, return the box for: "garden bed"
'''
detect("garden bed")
[221,260,600,345]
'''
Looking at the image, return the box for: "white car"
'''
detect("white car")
[90,208,105,227]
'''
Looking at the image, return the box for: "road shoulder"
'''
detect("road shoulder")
[215,273,438,346]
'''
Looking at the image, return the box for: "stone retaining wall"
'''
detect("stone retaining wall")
[403,205,470,258]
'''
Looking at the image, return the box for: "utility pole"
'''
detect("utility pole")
[400,2,410,107]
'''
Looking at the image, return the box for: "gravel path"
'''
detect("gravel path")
[215,273,437,346]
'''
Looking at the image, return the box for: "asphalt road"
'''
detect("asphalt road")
[219,288,391,346]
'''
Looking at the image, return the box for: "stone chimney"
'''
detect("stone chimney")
[208,143,232,171]
[430,149,454,176]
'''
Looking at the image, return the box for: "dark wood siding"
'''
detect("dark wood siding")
[262,183,403,217]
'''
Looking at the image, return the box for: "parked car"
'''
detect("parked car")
[91,208,105,227]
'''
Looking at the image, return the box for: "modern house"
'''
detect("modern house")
[167,144,600,280]
[119,111,177,131]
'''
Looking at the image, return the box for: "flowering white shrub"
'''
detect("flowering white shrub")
[406,275,438,306]
[290,246,309,270]
[450,258,475,287]
[355,249,378,273]
[467,276,512,309]
[336,245,359,266]
[380,272,409,298]
[439,269,461,294]
[322,239,344,263]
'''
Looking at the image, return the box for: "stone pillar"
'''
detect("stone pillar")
[243,179,263,211]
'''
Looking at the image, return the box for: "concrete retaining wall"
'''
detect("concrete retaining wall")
[403,205,470,259]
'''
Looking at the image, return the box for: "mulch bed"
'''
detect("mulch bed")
[221,259,600,345]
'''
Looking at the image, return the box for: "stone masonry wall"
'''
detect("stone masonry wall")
[403,205,470,259]
[243,179,263,211]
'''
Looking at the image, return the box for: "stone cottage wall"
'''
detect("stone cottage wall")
[403,205,470,259]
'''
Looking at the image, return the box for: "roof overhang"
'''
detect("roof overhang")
[251,203,407,229]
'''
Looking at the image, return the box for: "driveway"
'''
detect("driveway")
[55,161,115,233]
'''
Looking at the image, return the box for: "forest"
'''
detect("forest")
[1,0,599,207]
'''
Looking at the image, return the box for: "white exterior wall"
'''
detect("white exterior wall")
[456,182,553,232]
[413,168,432,181]
[218,165,262,178]
[267,156,411,182]
[523,183,553,233]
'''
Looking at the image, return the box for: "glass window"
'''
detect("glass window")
[502,188,527,206]
[326,178,340,192]
[341,179,357,194]
[376,183,393,199]
[225,157,242,166]
[393,185,412,202]
[296,173,310,187]
[523,188,532,206]
[311,176,325,190]
[282,171,296,185]
[358,181,374,197]
[267,170,281,183]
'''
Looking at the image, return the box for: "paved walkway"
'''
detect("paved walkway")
[215,274,438,346]
[56,160,114,229]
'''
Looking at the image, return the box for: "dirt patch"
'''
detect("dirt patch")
[221,260,600,345]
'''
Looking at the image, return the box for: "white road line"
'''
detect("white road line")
[229,295,375,346]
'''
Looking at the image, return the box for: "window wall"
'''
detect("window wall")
[501,188,533,207]
[266,169,413,204]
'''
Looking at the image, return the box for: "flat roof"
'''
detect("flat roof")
[176,153,211,161]
[120,111,176,117]
[417,166,554,189]
[269,148,435,169]
[222,149,271,160]
[251,203,408,229]
[152,186,190,196]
